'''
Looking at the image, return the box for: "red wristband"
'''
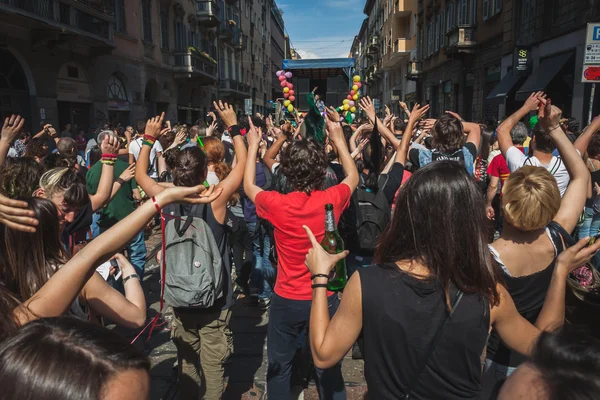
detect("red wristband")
[101,153,117,158]
[151,196,161,213]
[143,134,156,141]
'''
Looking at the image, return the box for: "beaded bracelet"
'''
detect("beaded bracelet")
[143,134,156,141]
[100,159,116,165]
[142,140,155,147]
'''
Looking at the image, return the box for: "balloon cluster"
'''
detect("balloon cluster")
[276,70,295,112]
[339,75,362,118]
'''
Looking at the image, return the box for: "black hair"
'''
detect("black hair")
[361,122,384,192]
[172,147,207,187]
[0,157,45,198]
[394,119,407,133]
[135,120,146,134]
[533,125,557,154]
[280,138,328,194]
[251,116,267,134]
[375,161,501,307]
[89,145,102,166]
[0,317,150,400]
[480,126,493,161]
[342,125,353,147]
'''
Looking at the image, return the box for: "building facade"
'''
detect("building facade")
[0,0,289,133]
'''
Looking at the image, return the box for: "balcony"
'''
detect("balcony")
[220,79,250,98]
[394,0,414,17]
[233,28,244,50]
[406,60,423,80]
[382,38,411,69]
[196,0,220,27]
[219,21,234,42]
[0,0,115,49]
[445,25,477,55]
[173,49,218,83]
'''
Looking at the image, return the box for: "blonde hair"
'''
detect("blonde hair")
[502,166,561,231]
[38,168,70,198]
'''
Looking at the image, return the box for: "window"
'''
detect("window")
[108,74,128,101]
[427,20,434,56]
[434,14,440,52]
[494,0,503,14]
[142,0,152,43]
[160,5,168,48]
[115,0,126,33]
[440,9,446,48]
[175,17,185,50]
[458,0,467,25]
[447,1,455,32]
[483,0,489,20]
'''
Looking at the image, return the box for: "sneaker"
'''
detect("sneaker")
[258,297,271,310]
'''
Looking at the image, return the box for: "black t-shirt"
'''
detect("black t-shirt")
[409,142,478,169]
[64,202,94,236]
[329,162,345,184]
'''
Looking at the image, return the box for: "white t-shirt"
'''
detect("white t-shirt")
[128,137,163,179]
[505,146,570,197]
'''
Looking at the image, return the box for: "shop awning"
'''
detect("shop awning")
[515,52,573,101]
[485,72,524,104]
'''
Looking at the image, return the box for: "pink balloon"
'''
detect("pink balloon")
[289,96,296,102]
[288,83,294,90]
[350,90,356,96]
[276,70,283,77]
[280,81,287,87]
[279,75,286,81]
[289,90,295,96]
[347,95,353,100]
[285,72,292,79]
[349,100,355,106]
[284,93,290,98]
[356,82,362,88]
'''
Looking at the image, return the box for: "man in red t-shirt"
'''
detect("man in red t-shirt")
[486,153,510,219]
[244,114,359,399]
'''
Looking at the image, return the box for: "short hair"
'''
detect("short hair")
[24,138,48,158]
[533,125,557,154]
[136,120,146,134]
[280,139,328,193]
[39,168,89,209]
[0,317,150,400]
[502,166,561,231]
[56,137,77,157]
[394,119,407,133]
[189,125,200,140]
[432,114,464,153]
[510,122,528,145]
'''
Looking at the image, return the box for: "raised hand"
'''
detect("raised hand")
[213,100,237,129]
[0,194,38,233]
[326,107,341,123]
[174,129,187,146]
[325,116,343,143]
[163,184,223,205]
[247,116,262,148]
[385,104,391,117]
[100,133,120,154]
[356,138,369,151]
[556,237,600,276]
[410,104,431,124]
[359,97,376,123]
[303,225,349,276]
[445,110,464,122]
[1,115,25,144]
[145,112,165,139]
[206,120,218,137]
[523,91,547,113]
[538,99,562,131]
[119,163,136,182]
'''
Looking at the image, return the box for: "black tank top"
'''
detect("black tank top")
[358,264,490,400]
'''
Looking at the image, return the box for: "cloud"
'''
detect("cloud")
[295,49,321,59]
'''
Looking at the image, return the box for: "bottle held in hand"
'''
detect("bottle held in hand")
[321,203,348,291]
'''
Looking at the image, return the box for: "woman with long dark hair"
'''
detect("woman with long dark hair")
[302,160,599,399]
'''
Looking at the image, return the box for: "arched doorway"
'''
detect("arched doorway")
[107,73,130,126]
[0,49,31,128]
[56,62,92,133]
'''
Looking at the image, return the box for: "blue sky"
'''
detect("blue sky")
[277,0,365,59]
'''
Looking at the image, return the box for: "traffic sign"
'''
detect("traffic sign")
[583,23,600,82]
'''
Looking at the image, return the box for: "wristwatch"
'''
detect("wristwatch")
[123,273,140,283]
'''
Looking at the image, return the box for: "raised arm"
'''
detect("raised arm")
[359,97,401,150]
[134,113,167,198]
[109,163,136,203]
[446,111,481,150]
[243,117,263,203]
[545,101,590,233]
[88,135,119,212]
[497,92,544,157]
[0,115,25,166]
[574,116,600,155]
[262,132,287,171]
[326,110,359,192]
[211,101,247,214]
[398,104,430,165]
[14,184,222,325]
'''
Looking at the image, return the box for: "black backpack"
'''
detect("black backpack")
[340,175,391,253]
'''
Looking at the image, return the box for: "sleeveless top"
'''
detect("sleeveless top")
[486,222,564,367]
[359,264,490,400]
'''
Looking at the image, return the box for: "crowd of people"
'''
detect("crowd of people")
[0,88,600,400]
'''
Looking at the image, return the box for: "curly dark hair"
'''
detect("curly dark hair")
[280,139,328,194]
[588,134,600,158]
[24,138,48,159]
[0,157,45,198]
[432,114,464,154]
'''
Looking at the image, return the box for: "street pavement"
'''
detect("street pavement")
[115,229,368,400]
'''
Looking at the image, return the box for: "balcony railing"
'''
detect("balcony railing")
[233,27,243,50]
[220,79,250,97]
[446,25,477,54]
[174,50,218,82]
[0,0,114,43]
[406,60,423,80]
[219,22,234,40]
[196,0,220,27]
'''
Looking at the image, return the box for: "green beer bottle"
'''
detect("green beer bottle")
[321,203,348,291]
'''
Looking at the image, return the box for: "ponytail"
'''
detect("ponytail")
[362,119,384,193]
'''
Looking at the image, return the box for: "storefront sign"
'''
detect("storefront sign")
[108,100,130,111]
[514,46,531,77]
[583,23,600,82]
[177,105,201,111]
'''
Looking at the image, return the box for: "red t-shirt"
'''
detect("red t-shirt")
[487,154,510,190]
[255,183,352,300]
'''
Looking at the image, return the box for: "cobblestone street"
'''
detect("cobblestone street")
[116,230,368,400]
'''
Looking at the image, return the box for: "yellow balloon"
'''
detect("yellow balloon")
[284,100,291,107]
[352,85,358,91]
[287,104,294,112]
[353,95,359,101]
[342,99,349,105]
[350,106,356,113]
[353,75,361,82]
[343,104,349,111]
[283,87,290,93]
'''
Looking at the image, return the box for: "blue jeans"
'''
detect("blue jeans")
[267,293,346,399]
[99,226,147,279]
[247,222,275,300]
[578,206,600,269]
